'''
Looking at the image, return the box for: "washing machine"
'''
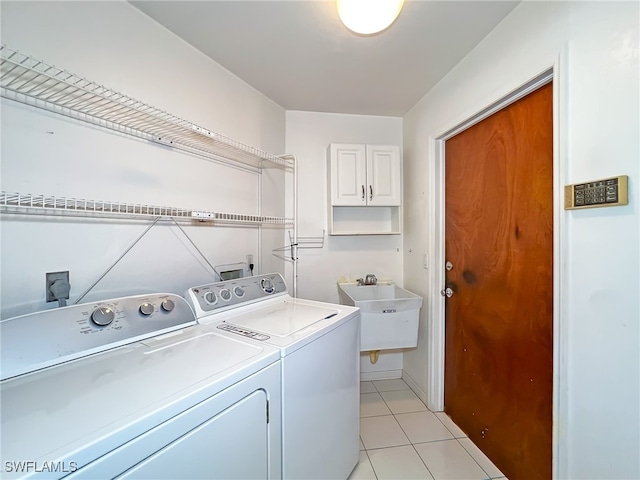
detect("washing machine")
[186,273,361,480]
[0,292,281,479]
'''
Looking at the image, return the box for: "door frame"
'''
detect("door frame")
[424,52,568,479]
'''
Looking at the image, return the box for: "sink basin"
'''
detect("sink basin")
[337,283,423,352]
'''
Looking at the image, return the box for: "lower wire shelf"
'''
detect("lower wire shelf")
[0,191,293,226]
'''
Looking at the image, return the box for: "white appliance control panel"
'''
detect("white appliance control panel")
[186,273,288,318]
[216,323,270,341]
[0,293,196,381]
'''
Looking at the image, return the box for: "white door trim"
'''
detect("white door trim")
[425,50,568,479]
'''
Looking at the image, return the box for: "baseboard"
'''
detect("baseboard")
[402,369,440,411]
[360,369,402,381]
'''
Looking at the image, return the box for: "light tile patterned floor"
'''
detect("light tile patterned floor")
[349,379,507,480]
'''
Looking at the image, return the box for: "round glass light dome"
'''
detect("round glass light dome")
[337,0,405,35]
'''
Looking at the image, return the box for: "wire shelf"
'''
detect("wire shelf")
[0,192,293,226]
[0,45,294,170]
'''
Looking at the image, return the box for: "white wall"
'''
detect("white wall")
[3,1,638,476]
[285,111,405,378]
[0,1,286,318]
[403,1,639,479]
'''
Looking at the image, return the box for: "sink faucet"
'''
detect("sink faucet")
[364,274,377,285]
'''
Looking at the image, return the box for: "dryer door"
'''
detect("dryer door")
[118,390,268,479]
[66,362,281,480]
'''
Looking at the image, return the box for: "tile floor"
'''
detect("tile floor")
[349,379,507,480]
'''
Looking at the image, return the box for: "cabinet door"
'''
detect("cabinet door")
[329,144,367,206]
[366,145,402,206]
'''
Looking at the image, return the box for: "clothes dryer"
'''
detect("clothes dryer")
[186,273,361,480]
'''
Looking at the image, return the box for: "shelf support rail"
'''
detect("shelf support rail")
[74,217,162,304]
[74,216,225,305]
[277,154,298,297]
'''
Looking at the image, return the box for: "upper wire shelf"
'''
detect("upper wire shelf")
[0,192,294,226]
[0,45,294,171]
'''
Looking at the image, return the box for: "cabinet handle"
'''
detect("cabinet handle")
[362,185,365,200]
[369,185,373,201]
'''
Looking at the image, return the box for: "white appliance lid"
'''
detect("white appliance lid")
[0,326,278,470]
[229,300,339,337]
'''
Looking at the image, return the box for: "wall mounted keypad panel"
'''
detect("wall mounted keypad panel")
[564,175,628,210]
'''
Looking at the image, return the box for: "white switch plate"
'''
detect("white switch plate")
[423,254,429,269]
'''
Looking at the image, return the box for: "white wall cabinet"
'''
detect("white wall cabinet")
[328,143,402,235]
[329,144,401,206]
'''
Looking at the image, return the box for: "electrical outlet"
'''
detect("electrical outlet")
[247,254,254,275]
[46,271,70,302]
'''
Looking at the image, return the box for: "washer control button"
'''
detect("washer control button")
[233,286,245,298]
[139,302,154,316]
[220,289,232,301]
[260,278,275,294]
[161,299,175,312]
[91,307,115,326]
[203,291,217,305]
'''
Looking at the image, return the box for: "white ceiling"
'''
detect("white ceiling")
[130,1,520,116]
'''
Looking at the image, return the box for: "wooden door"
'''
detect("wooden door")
[444,82,553,480]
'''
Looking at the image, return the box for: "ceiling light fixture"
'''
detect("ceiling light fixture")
[337,0,405,35]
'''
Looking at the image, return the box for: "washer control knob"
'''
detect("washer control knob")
[139,302,154,316]
[161,299,175,312]
[91,307,115,326]
[233,286,245,298]
[260,278,275,294]
[220,289,232,301]
[203,291,217,305]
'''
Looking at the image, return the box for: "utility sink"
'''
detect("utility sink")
[338,283,423,352]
